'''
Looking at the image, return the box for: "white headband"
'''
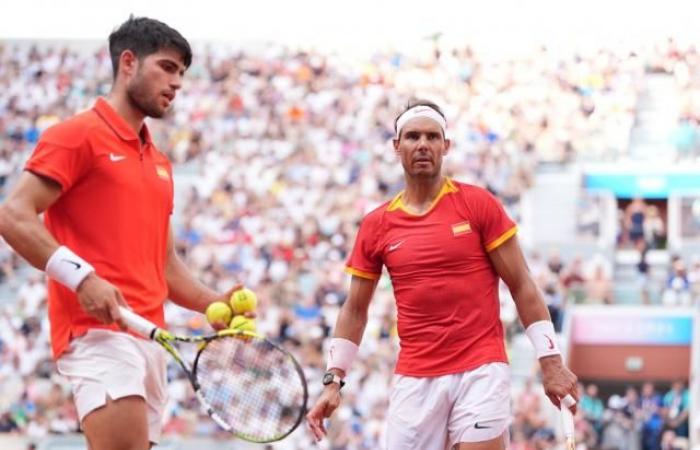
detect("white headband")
[395,105,447,137]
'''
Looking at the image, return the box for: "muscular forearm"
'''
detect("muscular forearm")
[165,252,218,313]
[511,277,551,328]
[325,275,376,378]
[331,275,377,343]
[326,302,368,379]
[332,301,369,344]
[512,277,570,386]
[0,202,59,270]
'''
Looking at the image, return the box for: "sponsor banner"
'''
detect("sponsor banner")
[573,315,693,345]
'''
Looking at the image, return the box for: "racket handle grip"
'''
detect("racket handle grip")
[561,404,575,439]
[119,306,158,338]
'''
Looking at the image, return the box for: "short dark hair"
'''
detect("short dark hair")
[108,16,192,78]
[394,98,446,137]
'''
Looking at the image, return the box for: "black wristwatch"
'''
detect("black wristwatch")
[322,371,345,389]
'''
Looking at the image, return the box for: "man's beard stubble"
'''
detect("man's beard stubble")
[126,75,167,119]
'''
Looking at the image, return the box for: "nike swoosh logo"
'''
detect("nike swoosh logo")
[545,335,555,350]
[474,422,492,429]
[110,153,126,162]
[387,240,405,252]
[61,259,81,270]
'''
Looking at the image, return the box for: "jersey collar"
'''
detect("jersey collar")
[93,97,154,145]
[387,177,458,215]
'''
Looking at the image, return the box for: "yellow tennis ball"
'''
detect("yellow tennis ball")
[229,315,256,333]
[205,302,233,328]
[230,288,257,314]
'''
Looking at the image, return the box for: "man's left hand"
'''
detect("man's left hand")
[539,355,578,412]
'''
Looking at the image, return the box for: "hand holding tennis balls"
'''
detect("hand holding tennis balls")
[230,288,257,315]
[205,301,233,330]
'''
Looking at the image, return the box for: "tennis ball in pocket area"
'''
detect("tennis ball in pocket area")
[229,288,258,314]
[229,314,256,333]
[205,301,233,329]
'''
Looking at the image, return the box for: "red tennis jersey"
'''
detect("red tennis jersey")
[346,178,517,376]
[25,98,174,359]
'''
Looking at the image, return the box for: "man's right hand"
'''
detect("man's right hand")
[306,384,342,441]
[76,273,128,329]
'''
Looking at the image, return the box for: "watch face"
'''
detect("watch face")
[323,373,334,385]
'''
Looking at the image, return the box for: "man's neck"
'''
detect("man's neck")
[401,176,445,215]
[105,92,145,138]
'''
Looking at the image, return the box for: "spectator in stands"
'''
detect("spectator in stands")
[663,257,692,306]
[623,386,643,450]
[0,411,18,432]
[542,282,564,332]
[600,393,638,450]
[585,261,613,304]
[636,242,653,304]
[510,429,535,450]
[663,380,690,439]
[530,428,556,449]
[640,381,664,450]
[659,429,689,450]
[545,249,564,276]
[513,378,546,438]
[577,195,602,238]
[686,256,700,304]
[625,197,648,247]
[0,237,19,284]
[644,205,666,249]
[561,255,586,304]
[580,383,605,443]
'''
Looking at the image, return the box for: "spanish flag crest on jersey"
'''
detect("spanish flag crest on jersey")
[155,165,170,180]
[451,221,472,236]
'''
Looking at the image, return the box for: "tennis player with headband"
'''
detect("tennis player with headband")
[0,17,247,450]
[307,99,578,449]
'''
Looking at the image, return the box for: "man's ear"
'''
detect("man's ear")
[443,138,452,155]
[117,49,138,80]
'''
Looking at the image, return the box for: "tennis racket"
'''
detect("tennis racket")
[118,306,308,443]
[560,394,576,450]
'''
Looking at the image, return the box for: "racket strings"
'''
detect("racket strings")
[196,336,305,441]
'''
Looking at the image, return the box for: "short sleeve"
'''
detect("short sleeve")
[25,135,92,192]
[473,189,517,252]
[345,215,383,280]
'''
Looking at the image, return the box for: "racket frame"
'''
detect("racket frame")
[118,307,308,442]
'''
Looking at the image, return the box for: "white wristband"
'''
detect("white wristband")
[45,246,95,292]
[525,320,561,359]
[326,337,359,373]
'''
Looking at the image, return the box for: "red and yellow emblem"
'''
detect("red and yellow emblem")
[155,165,170,180]
[451,221,472,236]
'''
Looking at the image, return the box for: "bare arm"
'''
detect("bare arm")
[306,274,378,440]
[0,171,63,268]
[488,235,550,327]
[328,274,379,378]
[489,235,578,408]
[0,171,128,326]
[164,224,220,313]
[333,274,379,340]
[164,225,242,317]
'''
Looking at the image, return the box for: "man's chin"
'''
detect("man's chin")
[145,106,170,119]
[409,170,440,179]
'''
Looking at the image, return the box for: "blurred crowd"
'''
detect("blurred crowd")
[512,380,691,450]
[668,39,700,161]
[0,36,697,449]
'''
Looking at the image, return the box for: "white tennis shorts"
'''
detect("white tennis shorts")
[56,329,168,443]
[386,362,511,450]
